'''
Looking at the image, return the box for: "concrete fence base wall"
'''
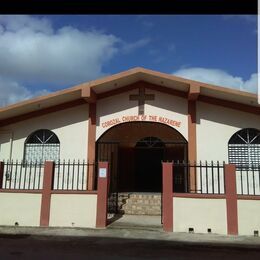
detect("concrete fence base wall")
[238,200,260,236]
[0,193,97,228]
[173,197,227,235]
[0,193,42,226]
[49,194,97,228]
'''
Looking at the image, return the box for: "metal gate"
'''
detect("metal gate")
[96,142,119,214]
[163,142,188,192]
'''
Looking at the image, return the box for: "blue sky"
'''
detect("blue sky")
[0,15,257,106]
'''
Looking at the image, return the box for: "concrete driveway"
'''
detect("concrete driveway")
[1,231,260,260]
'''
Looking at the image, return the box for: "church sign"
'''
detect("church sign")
[101,115,181,128]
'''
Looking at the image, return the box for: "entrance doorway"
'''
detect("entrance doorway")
[134,137,164,192]
[96,122,188,194]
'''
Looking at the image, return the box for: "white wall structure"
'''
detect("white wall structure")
[197,102,260,195]
[0,104,89,161]
[49,194,97,228]
[96,90,188,140]
[0,131,13,161]
[238,200,260,235]
[96,90,141,140]
[173,197,227,234]
[0,193,41,226]
[145,90,188,140]
[196,102,260,162]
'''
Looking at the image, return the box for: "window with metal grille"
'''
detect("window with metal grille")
[24,129,60,163]
[228,128,260,168]
[135,136,165,148]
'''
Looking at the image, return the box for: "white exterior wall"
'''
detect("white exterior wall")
[0,193,41,226]
[0,104,89,161]
[238,200,260,235]
[145,90,188,140]
[173,197,227,234]
[96,90,188,140]
[196,102,260,162]
[49,194,97,228]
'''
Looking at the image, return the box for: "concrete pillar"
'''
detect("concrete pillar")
[96,161,110,228]
[225,164,238,235]
[40,161,54,227]
[162,162,173,232]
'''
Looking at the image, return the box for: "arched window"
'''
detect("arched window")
[228,128,260,168]
[135,136,165,148]
[24,129,60,163]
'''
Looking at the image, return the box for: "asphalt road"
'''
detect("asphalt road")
[0,234,260,260]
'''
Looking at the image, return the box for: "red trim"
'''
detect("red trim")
[0,99,86,127]
[82,88,97,103]
[173,193,226,199]
[188,84,200,101]
[97,81,187,100]
[188,100,197,191]
[0,189,42,193]
[96,162,109,228]
[87,103,97,190]
[141,81,187,98]
[237,195,260,200]
[224,164,238,235]
[0,189,97,194]
[198,95,260,115]
[40,161,54,227]
[162,162,173,232]
[51,190,97,195]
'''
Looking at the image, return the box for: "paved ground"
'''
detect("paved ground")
[1,214,260,260]
[1,225,260,259]
[107,214,162,228]
[1,231,260,260]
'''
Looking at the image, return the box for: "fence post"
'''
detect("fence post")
[40,161,54,227]
[0,161,4,189]
[162,161,173,232]
[224,164,238,235]
[96,161,110,228]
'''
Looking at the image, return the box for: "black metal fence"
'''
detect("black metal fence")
[173,161,225,194]
[0,160,96,191]
[1,161,44,190]
[236,165,260,195]
[53,160,95,191]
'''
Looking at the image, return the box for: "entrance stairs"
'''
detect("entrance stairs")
[117,192,162,216]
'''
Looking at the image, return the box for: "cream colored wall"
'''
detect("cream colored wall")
[196,102,260,162]
[145,90,188,139]
[173,197,227,234]
[49,194,97,228]
[96,89,188,140]
[0,193,41,226]
[0,131,12,160]
[238,200,260,235]
[0,104,88,161]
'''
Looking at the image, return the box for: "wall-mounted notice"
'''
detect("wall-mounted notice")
[99,168,107,178]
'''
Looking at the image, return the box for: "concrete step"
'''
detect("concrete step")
[113,193,162,215]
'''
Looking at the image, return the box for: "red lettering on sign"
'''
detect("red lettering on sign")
[101,115,181,128]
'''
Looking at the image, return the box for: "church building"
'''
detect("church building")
[0,67,259,235]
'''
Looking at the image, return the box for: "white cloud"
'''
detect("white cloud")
[0,15,120,85]
[122,38,150,54]
[0,15,53,34]
[0,15,150,107]
[173,67,257,93]
[0,76,49,107]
